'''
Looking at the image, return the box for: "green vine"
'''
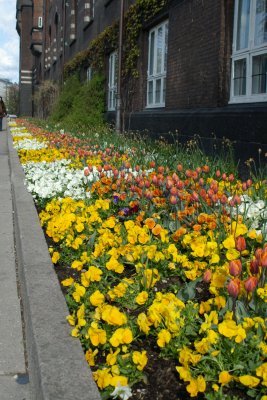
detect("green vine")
[64,0,167,78]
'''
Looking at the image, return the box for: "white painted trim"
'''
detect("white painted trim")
[21,81,32,85]
[20,70,32,74]
[230,0,267,103]
[147,20,168,107]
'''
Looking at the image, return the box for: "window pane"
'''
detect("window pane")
[255,0,267,45]
[163,77,166,103]
[156,27,163,74]
[252,53,267,93]
[149,32,155,76]
[155,79,161,103]
[164,23,168,72]
[148,80,153,104]
[236,0,250,50]
[234,59,247,95]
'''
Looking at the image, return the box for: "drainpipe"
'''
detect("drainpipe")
[115,0,124,133]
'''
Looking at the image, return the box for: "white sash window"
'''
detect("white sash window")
[230,0,267,103]
[147,20,168,108]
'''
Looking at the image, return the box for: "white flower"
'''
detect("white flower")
[110,385,132,400]
[13,138,47,150]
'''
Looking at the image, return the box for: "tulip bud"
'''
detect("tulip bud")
[203,270,212,283]
[169,195,177,205]
[235,236,246,252]
[250,259,260,275]
[244,276,258,293]
[228,259,242,277]
[261,250,267,267]
[227,279,240,298]
[84,168,89,177]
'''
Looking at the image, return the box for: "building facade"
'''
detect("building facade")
[16,0,267,159]
[0,78,13,102]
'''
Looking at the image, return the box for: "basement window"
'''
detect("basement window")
[147,20,168,108]
[230,0,267,103]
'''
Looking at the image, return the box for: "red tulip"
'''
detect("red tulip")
[244,276,258,293]
[261,250,267,267]
[203,270,212,283]
[227,278,240,298]
[250,259,260,275]
[228,259,242,277]
[236,236,246,252]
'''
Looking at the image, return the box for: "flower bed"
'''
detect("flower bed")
[10,120,267,400]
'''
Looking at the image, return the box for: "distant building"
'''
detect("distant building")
[0,78,13,103]
[16,0,267,159]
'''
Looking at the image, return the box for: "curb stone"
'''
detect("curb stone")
[7,129,101,400]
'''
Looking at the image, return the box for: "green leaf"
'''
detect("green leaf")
[177,278,201,302]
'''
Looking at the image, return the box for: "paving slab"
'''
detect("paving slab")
[0,376,30,400]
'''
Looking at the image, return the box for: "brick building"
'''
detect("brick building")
[16,0,267,159]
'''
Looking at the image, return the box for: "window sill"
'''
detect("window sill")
[229,96,267,104]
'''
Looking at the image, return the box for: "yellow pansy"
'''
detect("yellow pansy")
[239,375,260,388]
[157,329,171,348]
[61,277,74,287]
[218,371,232,385]
[51,251,60,264]
[186,375,206,397]
[132,351,148,371]
[109,328,133,347]
[72,284,86,302]
[90,290,105,307]
[85,348,98,366]
[135,291,148,305]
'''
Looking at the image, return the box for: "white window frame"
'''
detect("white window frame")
[108,51,117,111]
[86,66,92,82]
[147,20,168,108]
[230,0,267,103]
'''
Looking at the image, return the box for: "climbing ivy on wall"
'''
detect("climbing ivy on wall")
[64,0,168,78]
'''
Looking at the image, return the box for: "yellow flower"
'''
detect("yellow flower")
[61,277,74,287]
[132,351,148,371]
[157,329,171,348]
[106,257,124,274]
[101,305,127,326]
[231,222,248,236]
[223,235,235,249]
[135,291,148,305]
[239,375,260,388]
[141,268,160,289]
[88,323,107,346]
[212,384,219,392]
[137,313,151,334]
[110,375,128,388]
[109,328,133,347]
[66,314,75,326]
[218,320,246,343]
[93,368,112,389]
[51,251,60,264]
[85,348,98,366]
[218,371,232,385]
[106,349,120,366]
[256,363,267,386]
[176,366,191,382]
[186,375,206,397]
[71,260,84,271]
[90,290,105,307]
[226,248,240,261]
[72,284,86,302]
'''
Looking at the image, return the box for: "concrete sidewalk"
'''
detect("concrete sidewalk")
[0,120,101,400]
[0,125,30,399]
